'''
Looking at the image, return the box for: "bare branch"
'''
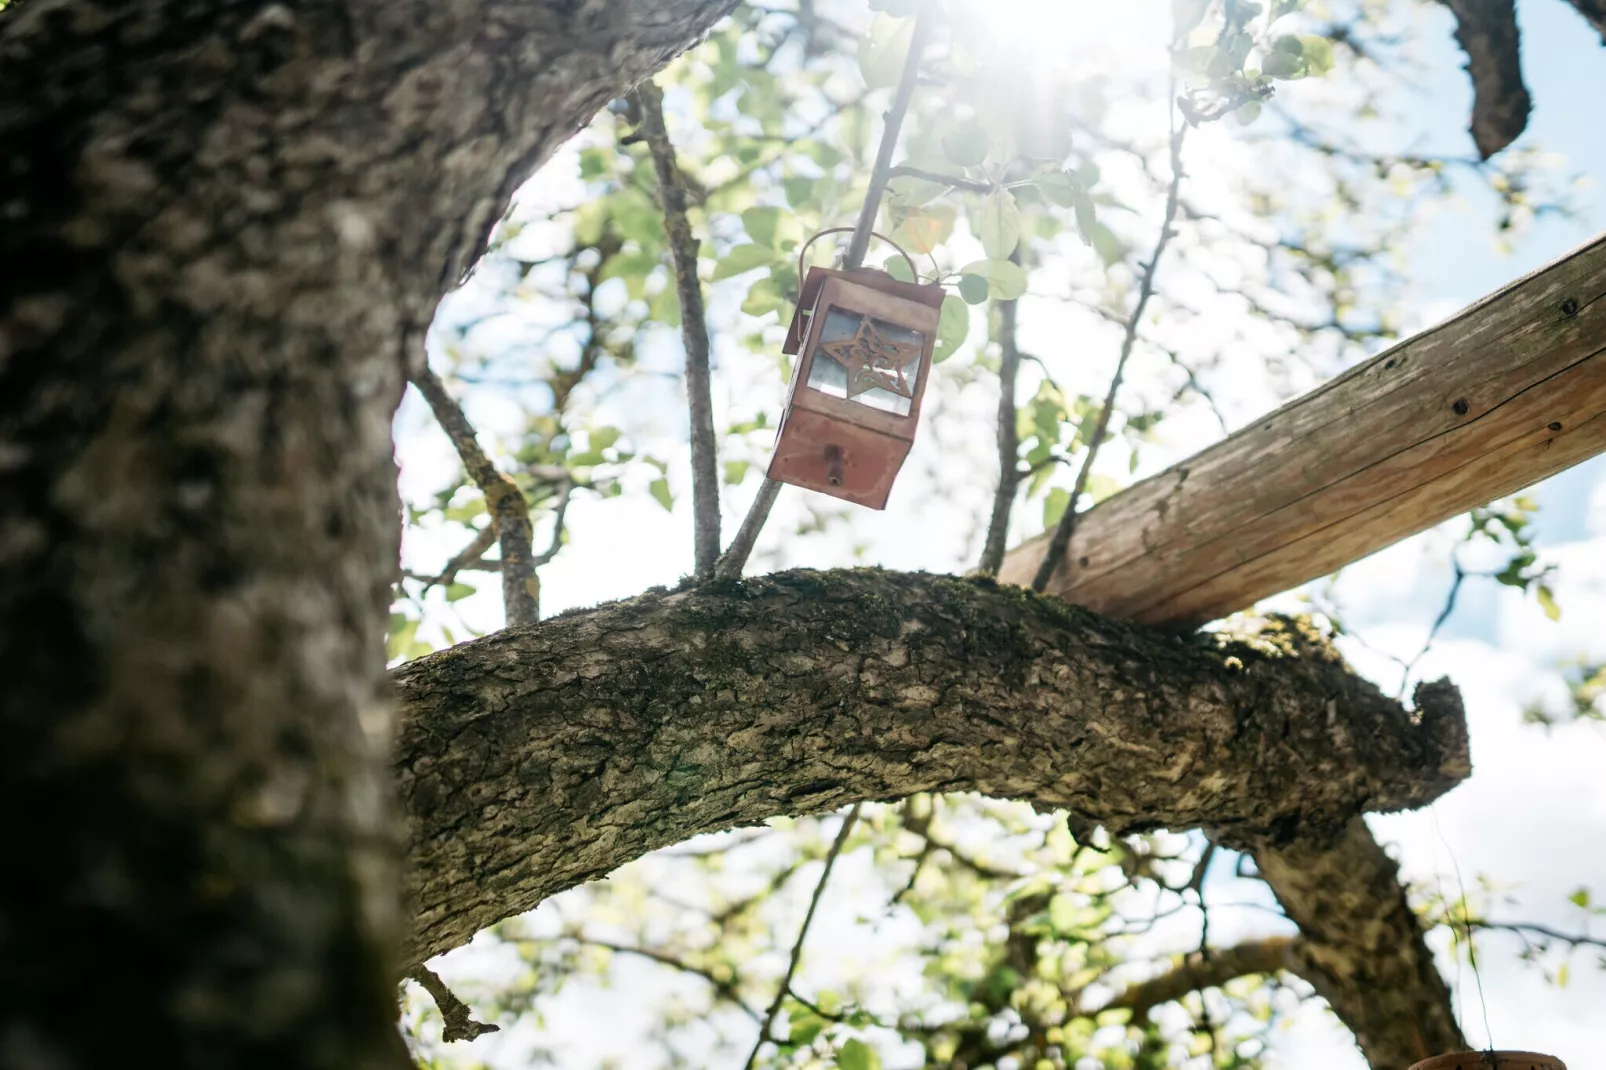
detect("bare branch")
[743,804,863,1070]
[630,80,721,579]
[888,164,992,195]
[1474,919,1606,951]
[1033,117,1188,592]
[531,480,576,569]
[410,365,538,626]
[407,964,500,1043]
[414,526,497,591]
[584,939,761,1020]
[1095,937,1296,1018]
[978,285,1023,576]
[716,477,782,580]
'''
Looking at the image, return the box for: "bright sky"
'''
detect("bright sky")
[396,0,1606,1065]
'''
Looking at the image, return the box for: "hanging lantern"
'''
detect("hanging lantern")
[768,227,946,509]
[1410,1053,1566,1070]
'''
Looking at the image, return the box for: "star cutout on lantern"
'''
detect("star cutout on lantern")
[819,315,921,400]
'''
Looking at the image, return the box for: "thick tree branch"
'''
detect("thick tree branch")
[1246,814,1468,1069]
[411,365,539,626]
[1439,0,1532,158]
[631,79,721,579]
[391,569,1468,967]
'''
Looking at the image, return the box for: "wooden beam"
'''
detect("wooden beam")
[999,232,1606,628]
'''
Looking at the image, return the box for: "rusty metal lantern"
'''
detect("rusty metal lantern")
[1410,1053,1566,1070]
[767,227,946,509]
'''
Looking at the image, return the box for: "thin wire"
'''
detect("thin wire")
[1430,805,1495,1051]
[1425,805,1466,1036]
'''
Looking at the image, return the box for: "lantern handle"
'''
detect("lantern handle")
[796,226,919,286]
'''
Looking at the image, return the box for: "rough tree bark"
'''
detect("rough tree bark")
[0,1,736,1068]
[390,572,1469,971]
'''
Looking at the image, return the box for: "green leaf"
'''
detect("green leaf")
[858,14,915,89]
[783,176,817,209]
[957,273,989,305]
[883,254,916,283]
[1569,887,1591,909]
[942,120,990,168]
[742,206,783,249]
[1298,34,1335,75]
[591,426,621,450]
[713,243,777,280]
[445,582,475,602]
[1035,170,1085,208]
[838,1039,881,1070]
[979,189,1020,260]
[1537,584,1561,621]
[723,460,751,485]
[1090,222,1125,266]
[649,477,673,512]
[615,194,664,248]
[1073,194,1098,245]
[650,284,681,327]
[1262,50,1304,79]
[1043,487,1071,528]
[599,250,662,299]
[387,617,420,662]
[934,294,970,363]
[896,210,946,255]
[742,277,786,318]
[959,258,1027,301]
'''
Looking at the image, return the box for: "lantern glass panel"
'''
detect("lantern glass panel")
[805,307,925,417]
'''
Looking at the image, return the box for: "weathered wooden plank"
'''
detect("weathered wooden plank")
[999,232,1606,627]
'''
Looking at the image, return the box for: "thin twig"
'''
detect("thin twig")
[408,964,500,1043]
[411,365,539,626]
[631,80,721,579]
[888,163,993,195]
[584,939,761,1020]
[531,479,575,568]
[1475,920,1606,951]
[418,525,497,590]
[1032,113,1188,593]
[846,8,937,269]
[742,804,863,1070]
[717,4,935,580]
[1397,554,1467,698]
[978,271,1023,576]
[715,477,782,580]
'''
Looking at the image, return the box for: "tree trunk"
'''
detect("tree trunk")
[0,1,734,1067]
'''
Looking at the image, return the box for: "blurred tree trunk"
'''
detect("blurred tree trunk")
[0,1,734,1067]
